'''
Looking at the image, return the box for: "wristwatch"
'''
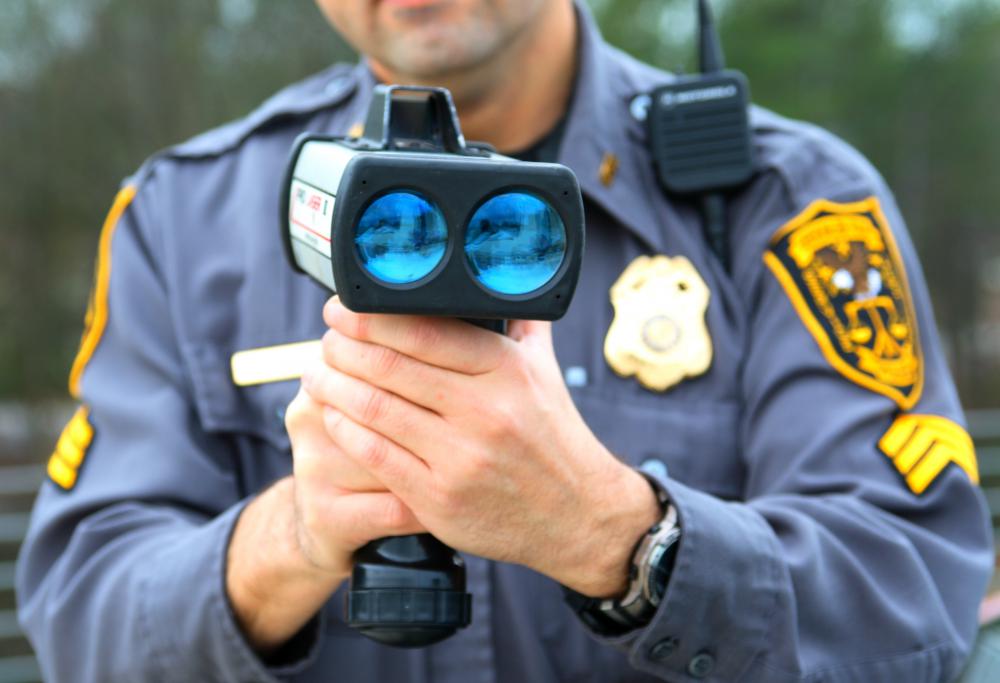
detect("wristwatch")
[563,474,681,636]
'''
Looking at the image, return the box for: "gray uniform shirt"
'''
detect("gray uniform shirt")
[16,5,994,682]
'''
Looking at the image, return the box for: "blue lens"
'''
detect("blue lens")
[354,192,448,284]
[464,193,566,295]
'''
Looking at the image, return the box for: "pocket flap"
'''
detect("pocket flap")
[571,386,744,500]
[182,342,296,452]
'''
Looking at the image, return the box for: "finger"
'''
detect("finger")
[297,438,387,493]
[321,328,463,416]
[507,319,552,346]
[327,491,426,550]
[321,405,431,505]
[303,361,445,465]
[323,297,508,375]
[286,388,387,493]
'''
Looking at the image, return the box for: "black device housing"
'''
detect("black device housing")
[281,86,585,321]
[347,534,471,647]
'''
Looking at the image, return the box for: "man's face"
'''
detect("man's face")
[315,0,549,80]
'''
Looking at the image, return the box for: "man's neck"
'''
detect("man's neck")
[368,1,578,153]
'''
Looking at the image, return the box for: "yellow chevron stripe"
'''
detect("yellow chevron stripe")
[878,414,978,494]
[46,407,94,491]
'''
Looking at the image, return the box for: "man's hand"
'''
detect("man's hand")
[301,298,661,599]
[226,390,425,654]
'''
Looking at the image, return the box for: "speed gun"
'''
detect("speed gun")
[279,85,586,649]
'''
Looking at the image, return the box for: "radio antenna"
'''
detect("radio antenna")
[698,0,725,74]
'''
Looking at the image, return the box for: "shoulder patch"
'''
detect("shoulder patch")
[763,197,923,409]
[879,414,978,494]
[47,407,94,491]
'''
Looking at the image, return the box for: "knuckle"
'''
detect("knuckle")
[405,319,441,351]
[485,402,517,439]
[321,329,338,365]
[441,490,464,517]
[368,344,403,380]
[493,341,521,373]
[465,450,493,478]
[301,364,334,404]
[357,386,390,425]
[358,432,390,470]
[321,406,345,433]
[379,497,410,531]
[505,352,533,384]
[284,393,308,432]
[454,448,494,486]
[430,478,462,515]
[350,312,373,341]
[286,395,323,449]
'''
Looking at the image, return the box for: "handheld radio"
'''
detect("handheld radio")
[646,0,756,269]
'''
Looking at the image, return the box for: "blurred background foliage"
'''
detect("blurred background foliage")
[1,0,999,406]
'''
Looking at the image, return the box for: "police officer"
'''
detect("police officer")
[16,1,994,681]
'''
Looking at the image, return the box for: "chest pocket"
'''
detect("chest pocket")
[182,342,298,488]
[569,385,745,501]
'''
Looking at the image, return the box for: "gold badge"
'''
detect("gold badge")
[764,197,923,409]
[604,255,712,392]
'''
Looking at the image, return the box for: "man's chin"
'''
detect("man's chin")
[379,0,452,11]
[378,35,497,80]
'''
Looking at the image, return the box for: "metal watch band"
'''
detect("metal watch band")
[595,504,680,629]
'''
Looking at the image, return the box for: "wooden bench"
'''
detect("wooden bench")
[0,462,41,683]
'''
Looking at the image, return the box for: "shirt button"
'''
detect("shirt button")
[648,637,678,662]
[326,75,349,95]
[687,652,715,678]
[639,458,669,481]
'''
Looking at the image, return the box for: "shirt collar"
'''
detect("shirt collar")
[559,0,675,252]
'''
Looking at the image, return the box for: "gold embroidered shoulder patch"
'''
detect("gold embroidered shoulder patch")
[47,407,94,491]
[763,197,923,409]
[879,414,978,494]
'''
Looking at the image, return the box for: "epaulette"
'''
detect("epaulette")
[748,106,886,208]
[118,62,360,193]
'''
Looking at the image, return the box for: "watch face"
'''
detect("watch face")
[647,535,679,606]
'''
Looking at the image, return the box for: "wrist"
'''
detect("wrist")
[226,477,344,653]
[559,460,662,598]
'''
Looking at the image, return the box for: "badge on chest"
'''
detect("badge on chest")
[604,255,713,392]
